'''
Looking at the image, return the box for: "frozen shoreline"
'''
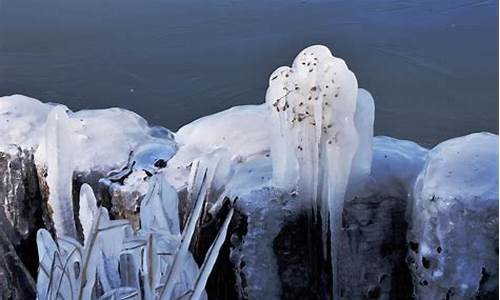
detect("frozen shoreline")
[0,45,498,299]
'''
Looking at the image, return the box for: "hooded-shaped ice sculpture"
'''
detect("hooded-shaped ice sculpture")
[265,45,374,296]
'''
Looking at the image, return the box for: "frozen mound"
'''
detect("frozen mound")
[0,95,53,151]
[0,94,176,173]
[0,94,177,239]
[408,132,499,299]
[167,104,269,190]
[369,136,429,198]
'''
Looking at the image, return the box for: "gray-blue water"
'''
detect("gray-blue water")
[0,0,498,146]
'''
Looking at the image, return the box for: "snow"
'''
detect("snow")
[408,132,499,299]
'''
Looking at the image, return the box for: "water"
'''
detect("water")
[0,0,498,146]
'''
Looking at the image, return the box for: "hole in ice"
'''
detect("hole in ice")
[421,256,431,269]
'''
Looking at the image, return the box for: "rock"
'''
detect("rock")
[339,195,412,300]
[0,146,42,245]
[0,224,36,300]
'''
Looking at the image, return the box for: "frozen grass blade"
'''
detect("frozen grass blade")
[189,207,234,300]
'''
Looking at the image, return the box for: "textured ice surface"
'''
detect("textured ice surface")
[167,104,269,190]
[347,88,375,198]
[408,132,499,299]
[230,186,298,300]
[37,106,77,237]
[0,94,176,173]
[34,103,176,174]
[265,45,372,295]
[0,95,53,151]
[369,136,429,198]
[0,95,178,238]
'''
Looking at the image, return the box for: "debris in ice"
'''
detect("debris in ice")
[369,136,429,198]
[265,44,373,296]
[408,132,499,299]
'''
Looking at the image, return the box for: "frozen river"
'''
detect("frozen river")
[0,0,497,146]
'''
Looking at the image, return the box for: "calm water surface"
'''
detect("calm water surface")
[0,0,498,146]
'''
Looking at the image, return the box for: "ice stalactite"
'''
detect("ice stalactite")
[265,45,373,297]
[347,88,375,198]
[35,105,78,238]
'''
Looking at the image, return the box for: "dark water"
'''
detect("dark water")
[0,0,498,146]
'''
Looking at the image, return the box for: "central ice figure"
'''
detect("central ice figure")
[265,45,374,297]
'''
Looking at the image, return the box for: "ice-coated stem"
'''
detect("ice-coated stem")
[189,207,234,300]
[158,160,208,300]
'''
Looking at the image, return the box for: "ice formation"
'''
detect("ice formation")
[37,106,78,237]
[167,104,269,190]
[36,165,233,300]
[408,132,499,299]
[265,45,373,295]
[0,95,53,151]
[0,45,498,300]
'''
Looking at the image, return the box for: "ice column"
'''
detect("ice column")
[265,45,370,297]
[35,105,77,238]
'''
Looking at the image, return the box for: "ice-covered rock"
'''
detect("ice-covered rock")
[0,145,42,244]
[0,224,36,300]
[2,45,498,300]
[167,104,269,191]
[273,136,428,300]
[408,132,499,299]
[0,94,177,236]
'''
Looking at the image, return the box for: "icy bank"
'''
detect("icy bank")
[0,45,498,300]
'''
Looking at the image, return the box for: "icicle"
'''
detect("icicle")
[265,45,370,297]
[37,105,77,238]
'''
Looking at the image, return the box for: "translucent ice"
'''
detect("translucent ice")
[408,132,499,299]
[37,105,78,238]
[265,45,372,295]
